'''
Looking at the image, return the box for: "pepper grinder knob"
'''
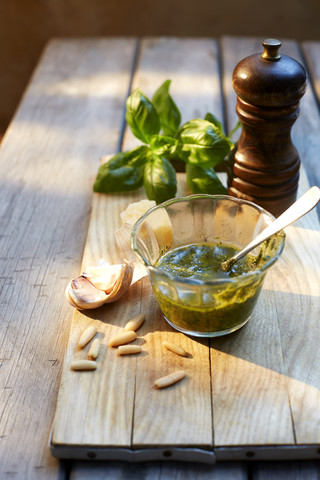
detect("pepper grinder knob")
[261,38,282,61]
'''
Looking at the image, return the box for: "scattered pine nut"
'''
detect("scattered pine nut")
[70,360,97,371]
[124,313,145,332]
[154,370,186,389]
[117,345,142,356]
[162,341,187,357]
[108,330,137,348]
[78,325,97,349]
[88,338,101,360]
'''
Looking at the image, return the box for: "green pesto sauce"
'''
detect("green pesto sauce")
[155,243,258,280]
[153,242,265,335]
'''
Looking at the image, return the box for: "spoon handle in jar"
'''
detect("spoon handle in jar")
[221,186,320,271]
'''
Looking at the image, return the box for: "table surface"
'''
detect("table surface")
[0,36,320,479]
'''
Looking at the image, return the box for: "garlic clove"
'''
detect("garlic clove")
[104,260,134,303]
[66,275,108,310]
[65,287,79,309]
[83,264,123,293]
[66,260,134,310]
[85,258,110,275]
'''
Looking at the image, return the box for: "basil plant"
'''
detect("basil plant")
[93,80,239,204]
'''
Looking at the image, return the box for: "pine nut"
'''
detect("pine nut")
[154,370,186,389]
[108,330,137,348]
[88,338,101,360]
[162,341,187,357]
[78,325,97,349]
[117,345,142,356]
[70,360,97,371]
[124,313,145,332]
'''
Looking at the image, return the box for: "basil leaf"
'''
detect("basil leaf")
[152,80,181,137]
[177,119,231,168]
[126,88,160,144]
[206,113,241,148]
[149,135,178,157]
[93,146,148,193]
[143,155,177,204]
[186,164,228,195]
[204,112,224,133]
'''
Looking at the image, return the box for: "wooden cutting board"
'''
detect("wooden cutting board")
[50,36,320,463]
[50,165,320,462]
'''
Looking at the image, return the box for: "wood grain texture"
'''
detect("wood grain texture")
[2,35,319,480]
[52,188,143,448]
[52,37,227,453]
[0,38,137,479]
[219,35,320,446]
[52,36,320,464]
[302,41,320,105]
[52,174,215,451]
[123,37,226,150]
[126,37,225,449]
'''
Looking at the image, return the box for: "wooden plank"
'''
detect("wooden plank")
[0,38,137,479]
[126,37,225,449]
[259,41,320,446]
[52,37,226,456]
[215,36,294,447]
[69,460,247,479]
[218,36,320,447]
[52,36,320,463]
[51,187,144,448]
[302,41,320,106]
[51,174,220,457]
[123,37,226,150]
[220,36,263,137]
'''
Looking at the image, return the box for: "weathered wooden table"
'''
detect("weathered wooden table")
[1,36,320,479]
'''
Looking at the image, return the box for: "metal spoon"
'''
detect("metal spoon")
[220,186,320,272]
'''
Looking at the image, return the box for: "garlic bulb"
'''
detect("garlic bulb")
[66,260,133,310]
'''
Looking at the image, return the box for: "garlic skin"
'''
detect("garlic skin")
[65,260,134,310]
[66,275,108,310]
[104,260,133,303]
[82,264,123,293]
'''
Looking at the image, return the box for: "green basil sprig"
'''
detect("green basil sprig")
[125,89,160,143]
[93,80,239,204]
[151,80,181,137]
[144,155,177,204]
[186,164,228,195]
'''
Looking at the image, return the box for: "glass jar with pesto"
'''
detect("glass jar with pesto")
[131,194,285,337]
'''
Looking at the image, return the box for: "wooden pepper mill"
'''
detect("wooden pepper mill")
[229,39,307,216]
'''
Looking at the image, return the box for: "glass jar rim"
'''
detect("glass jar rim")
[131,194,285,286]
